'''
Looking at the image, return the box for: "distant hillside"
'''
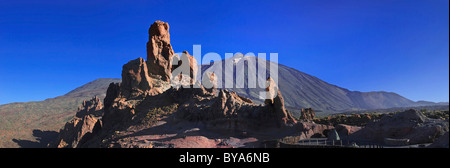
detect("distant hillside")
[0,78,120,148]
[340,105,450,115]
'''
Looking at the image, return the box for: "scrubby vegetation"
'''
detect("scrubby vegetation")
[313,110,449,127]
[141,104,179,126]
[421,110,449,120]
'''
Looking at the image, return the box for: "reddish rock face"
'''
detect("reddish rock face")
[76,96,103,118]
[146,21,175,82]
[54,21,340,148]
[121,57,154,99]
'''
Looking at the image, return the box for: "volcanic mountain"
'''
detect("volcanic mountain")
[197,55,443,115]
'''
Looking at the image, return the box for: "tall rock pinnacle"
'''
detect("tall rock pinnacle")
[146,21,175,82]
[264,77,297,126]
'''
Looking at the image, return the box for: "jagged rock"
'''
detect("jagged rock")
[300,108,315,121]
[100,56,172,132]
[146,21,175,82]
[264,77,296,126]
[348,109,449,145]
[264,77,278,105]
[121,57,157,99]
[53,97,103,148]
[171,51,199,86]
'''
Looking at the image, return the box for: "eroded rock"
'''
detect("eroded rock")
[52,97,103,148]
[146,21,175,82]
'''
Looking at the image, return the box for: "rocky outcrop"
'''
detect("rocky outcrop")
[172,51,198,86]
[121,57,160,99]
[75,96,103,118]
[146,21,175,82]
[264,77,296,126]
[52,97,103,148]
[348,109,449,145]
[300,108,315,121]
[53,21,329,148]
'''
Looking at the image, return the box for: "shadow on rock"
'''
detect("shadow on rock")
[12,130,58,148]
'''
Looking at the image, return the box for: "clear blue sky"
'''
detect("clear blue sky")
[0,0,448,105]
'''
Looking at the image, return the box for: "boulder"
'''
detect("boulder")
[75,96,103,118]
[264,77,296,126]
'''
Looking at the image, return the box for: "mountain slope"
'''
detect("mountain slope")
[0,78,120,148]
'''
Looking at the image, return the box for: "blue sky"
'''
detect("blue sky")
[0,0,448,105]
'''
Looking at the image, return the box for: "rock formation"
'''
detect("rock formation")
[264,77,296,126]
[202,72,218,94]
[52,21,337,148]
[171,51,198,86]
[146,21,175,82]
[121,57,159,99]
[52,96,103,148]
